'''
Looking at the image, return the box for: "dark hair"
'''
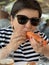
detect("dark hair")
[11,0,42,18]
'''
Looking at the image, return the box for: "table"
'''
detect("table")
[14,62,38,65]
[14,61,49,65]
[14,62,27,65]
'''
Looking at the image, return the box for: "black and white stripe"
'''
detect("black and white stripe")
[0,27,49,62]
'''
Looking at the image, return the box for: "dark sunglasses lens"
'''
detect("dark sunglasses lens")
[17,15,28,24]
[16,15,40,26]
[31,18,40,26]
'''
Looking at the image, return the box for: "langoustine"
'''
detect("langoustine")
[26,31,47,46]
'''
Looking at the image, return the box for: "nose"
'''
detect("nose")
[25,20,32,29]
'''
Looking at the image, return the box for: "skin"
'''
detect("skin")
[11,9,39,32]
[0,9,49,59]
[10,8,39,51]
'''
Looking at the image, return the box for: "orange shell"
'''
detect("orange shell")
[26,31,47,46]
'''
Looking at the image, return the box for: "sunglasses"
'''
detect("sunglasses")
[15,15,40,26]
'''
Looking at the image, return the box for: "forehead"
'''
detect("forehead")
[16,9,39,18]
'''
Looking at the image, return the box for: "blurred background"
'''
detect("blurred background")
[0,0,49,17]
[0,0,49,21]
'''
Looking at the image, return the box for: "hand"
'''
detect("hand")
[9,30,27,51]
[30,37,43,53]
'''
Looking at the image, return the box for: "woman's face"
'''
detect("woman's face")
[11,9,39,32]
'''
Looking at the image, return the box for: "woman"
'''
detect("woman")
[0,0,49,62]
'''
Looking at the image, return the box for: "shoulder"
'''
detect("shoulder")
[0,26,13,34]
[0,26,13,39]
[0,27,13,48]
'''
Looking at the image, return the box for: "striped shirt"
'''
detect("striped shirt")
[0,27,49,62]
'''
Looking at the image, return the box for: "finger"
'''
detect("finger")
[15,36,26,42]
[30,38,37,48]
[12,31,26,39]
[30,37,38,44]
[30,38,43,51]
[13,29,26,35]
[11,34,26,40]
[11,36,26,44]
[12,40,25,51]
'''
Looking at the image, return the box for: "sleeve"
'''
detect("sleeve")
[0,29,6,48]
[0,28,12,49]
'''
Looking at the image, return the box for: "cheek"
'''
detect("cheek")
[13,21,25,31]
[31,26,37,31]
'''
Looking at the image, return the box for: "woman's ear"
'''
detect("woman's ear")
[11,16,13,23]
[10,16,15,30]
[10,16,14,27]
